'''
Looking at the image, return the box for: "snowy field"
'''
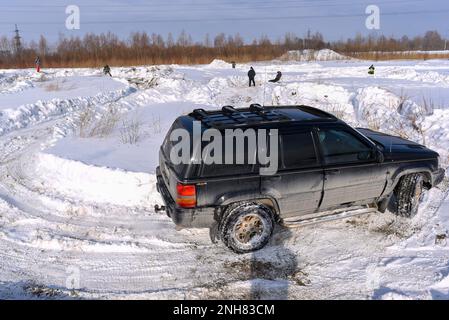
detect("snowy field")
[1,54,449,299]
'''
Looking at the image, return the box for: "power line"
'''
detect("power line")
[0,1,427,14]
[0,0,352,7]
[0,0,430,9]
[1,8,449,26]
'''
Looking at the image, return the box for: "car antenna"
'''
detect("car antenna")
[262,66,267,107]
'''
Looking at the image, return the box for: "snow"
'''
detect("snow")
[279,49,350,61]
[1,58,449,299]
[30,152,154,207]
[205,59,233,69]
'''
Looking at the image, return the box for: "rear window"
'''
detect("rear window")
[162,120,189,177]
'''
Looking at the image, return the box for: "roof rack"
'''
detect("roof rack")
[188,104,337,129]
[189,104,292,129]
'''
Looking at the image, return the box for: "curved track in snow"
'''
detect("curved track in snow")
[0,62,449,299]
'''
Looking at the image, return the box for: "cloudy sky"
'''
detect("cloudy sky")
[0,0,448,43]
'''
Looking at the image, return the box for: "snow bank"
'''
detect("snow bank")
[279,49,350,61]
[0,81,133,136]
[384,67,449,85]
[205,59,232,69]
[0,74,34,94]
[30,152,156,207]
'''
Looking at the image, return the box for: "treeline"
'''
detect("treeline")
[0,30,447,69]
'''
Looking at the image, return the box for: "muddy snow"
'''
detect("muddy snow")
[1,57,449,299]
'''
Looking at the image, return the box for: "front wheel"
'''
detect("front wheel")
[393,173,425,218]
[220,202,274,253]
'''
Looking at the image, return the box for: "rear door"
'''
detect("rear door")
[261,128,324,217]
[315,125,387,210]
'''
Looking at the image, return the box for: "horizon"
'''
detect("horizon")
[1,0,448,43]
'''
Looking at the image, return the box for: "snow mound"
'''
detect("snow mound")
[29,152,155,207]
[279,49,350,61]
[205,59,232,69]
[0,84,133,136]
[0,74,34,94]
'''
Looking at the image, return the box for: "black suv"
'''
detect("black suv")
[156,104,445,253]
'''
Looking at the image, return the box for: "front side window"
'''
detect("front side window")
[318,128,374,165]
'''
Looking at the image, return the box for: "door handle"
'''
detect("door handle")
[327,169,340,175]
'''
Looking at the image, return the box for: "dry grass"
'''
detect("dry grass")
[90,105,121,138]
[150,114,162,134]
[396,89,411,114]
[347,51,449,61]
[363,112,382,131]
[324,103,347,119]
[77,105,120,138]
[77,108,95,138]
[120,118,142,144]
[388,117,411,140]
[408,97,435,145]
[44,82,61,92]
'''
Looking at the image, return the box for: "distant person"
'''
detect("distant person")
[103,65,112,77]
[231,61,236,69]
[35,56,41,73]
[368,64,375,75]
[248,66,256,87]
[269,71,282,83]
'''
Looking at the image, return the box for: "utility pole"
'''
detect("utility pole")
[13,24,22,54]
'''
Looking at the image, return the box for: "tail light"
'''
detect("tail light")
[176,183,196,208]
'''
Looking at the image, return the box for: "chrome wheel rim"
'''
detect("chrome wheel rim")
[233,214,264,245]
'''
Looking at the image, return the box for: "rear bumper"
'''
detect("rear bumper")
[156,167,216,229]
[432,168,445,186]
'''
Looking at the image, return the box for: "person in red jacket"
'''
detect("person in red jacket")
[35,56,41,72]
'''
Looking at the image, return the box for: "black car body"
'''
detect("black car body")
[156,105,445,252]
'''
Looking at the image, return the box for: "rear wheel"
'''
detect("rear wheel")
[393,173,425,218]
[220,202,274,253]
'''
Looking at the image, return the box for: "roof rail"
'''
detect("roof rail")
[222,105,238,114]
[249,103,264,114]
[192,108,208,119]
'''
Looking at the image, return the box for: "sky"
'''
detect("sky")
[0,0,448,44]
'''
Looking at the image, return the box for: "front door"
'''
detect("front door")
[315,126,387,210]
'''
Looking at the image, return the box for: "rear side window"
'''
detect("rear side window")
[317,128,374,165]
[281,131,318,169]
[201,134,256,177]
